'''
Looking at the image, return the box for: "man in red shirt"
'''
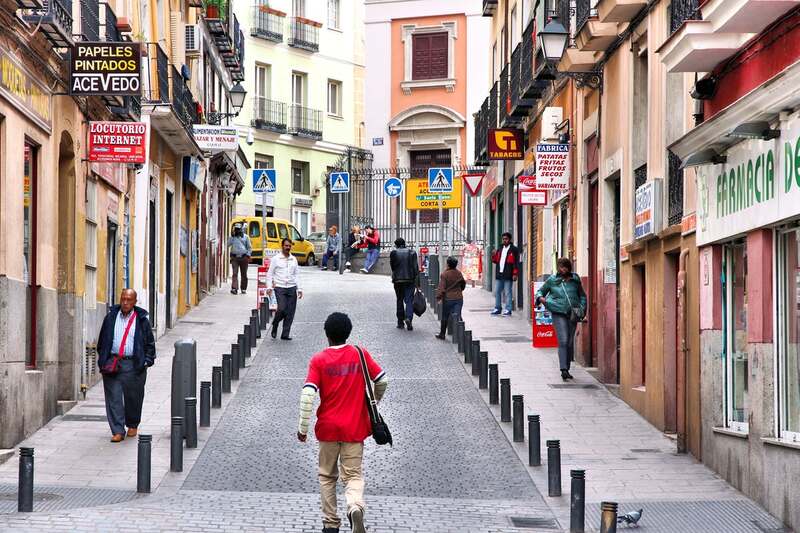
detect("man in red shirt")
[298,312,388,533]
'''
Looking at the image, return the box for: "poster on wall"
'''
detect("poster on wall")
[535,143,570,190]
[532,283,558,348]
[88,121,146,163]
[191,230,198,273]
[180,226,188,256]
[70,42,142,96]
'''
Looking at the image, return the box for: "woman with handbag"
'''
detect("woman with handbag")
[435,256,466,340]
[535,257,587,381]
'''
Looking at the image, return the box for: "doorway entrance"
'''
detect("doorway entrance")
[148,199,157,329]
[166,191,174,327]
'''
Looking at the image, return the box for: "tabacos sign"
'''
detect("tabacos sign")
[488,128,524,160]
[70,43,142,96]
[696,114,800,246]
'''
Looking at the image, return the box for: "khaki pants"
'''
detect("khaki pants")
[318,441,365,528]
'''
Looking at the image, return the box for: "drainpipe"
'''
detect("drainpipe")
[677,248,690,454]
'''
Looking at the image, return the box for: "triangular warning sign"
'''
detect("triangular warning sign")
[463,174,485,196]
[430,170,450,190]
[333,175,347,190]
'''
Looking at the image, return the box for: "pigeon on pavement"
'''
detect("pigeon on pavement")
[617,508,643,526]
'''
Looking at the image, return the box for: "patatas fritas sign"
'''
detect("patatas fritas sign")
[70,42,142,96]
[405,178,463,210]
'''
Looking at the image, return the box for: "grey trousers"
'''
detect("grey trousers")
[273,286,298,337]
[552,312,577,371]
[102,358,147,435]
[231,256,250,291]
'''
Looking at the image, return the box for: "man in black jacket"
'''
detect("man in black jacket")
[389,238,419,331]
[97,289,156,442]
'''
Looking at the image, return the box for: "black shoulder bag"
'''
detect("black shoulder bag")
[356,346,393,446]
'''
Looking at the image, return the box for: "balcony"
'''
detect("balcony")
[288,17,320,52]
[202,1,245,81]
[251,97,287,133]
[483,0,498,16]
[109,95,141,121]
[667,152,684,226]
[576,0,620,51]
[558,48,602,72]
[288,104,322,139]
[488,81,498,129]
[474,98,489,165]
[251,4,284,43]
[21,0,73,48]
[509,46,535,117]
[102,2,122,41]
[658,20,751,72]
[597,0,647,23]
[498,65,511,127]
[79,0,100,41]
[520,18,549,99]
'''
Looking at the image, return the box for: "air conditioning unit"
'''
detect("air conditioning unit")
[186,24,200,55]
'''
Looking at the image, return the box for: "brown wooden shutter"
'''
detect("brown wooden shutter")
[412,34,430,80]
[412,32,448,80]
[429,33,448,79]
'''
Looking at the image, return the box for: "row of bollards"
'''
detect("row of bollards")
[449,312,617,533]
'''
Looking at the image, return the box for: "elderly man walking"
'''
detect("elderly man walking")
[267,238,303,340]
[97,289,156,442]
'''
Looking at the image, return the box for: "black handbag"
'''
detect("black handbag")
[356,346,392,446]
[412,288,427,317]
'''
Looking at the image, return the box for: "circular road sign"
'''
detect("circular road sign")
[383,177,403,198]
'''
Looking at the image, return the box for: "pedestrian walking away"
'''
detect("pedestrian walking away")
[321,225,341,271]
[96,289,156,442]
[389,237,419,331]
[490,232,520,316]
[435,256,466,340]
[360,225,381,274]
[267,237,303,340]
[344,225,363,272]
[535,257,587,381]
[228,222,252,294]
[297,312,389,533]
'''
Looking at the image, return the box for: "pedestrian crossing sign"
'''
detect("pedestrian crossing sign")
[330,171,350,193]
[252,169,276,193]
[428,167,453,193]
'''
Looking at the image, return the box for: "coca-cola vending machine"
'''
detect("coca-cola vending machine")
[532,283,558,348]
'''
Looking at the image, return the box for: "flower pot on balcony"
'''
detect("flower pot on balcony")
[206,4,219,18]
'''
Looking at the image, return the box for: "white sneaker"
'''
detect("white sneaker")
[501,310,512,317]
[360,268,368,273]
[345,261,351,268]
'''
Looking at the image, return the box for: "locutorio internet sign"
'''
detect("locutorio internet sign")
[696,115,800,246]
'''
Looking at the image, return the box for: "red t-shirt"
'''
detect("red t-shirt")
[304,345,384,442]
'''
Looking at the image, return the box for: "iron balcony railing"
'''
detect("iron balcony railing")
[499,64,510,127]
[488,81,498,129]
[482,0,498,16]
[288,17,320,52]
[251,3,284,42]
[510,45,534,117]
[103,3,121,41]
[576,0,592,35]
[669,0,700,34]
[171,66,199,133]
[288,104,322,139]
[667,152,684,226]
[144,43,170,103]
[80,0,100,41]
[474,99,489,165]
[634,163,647,189]
[520,17,547,100]
[21,0,73,48]
[252,97,287,133]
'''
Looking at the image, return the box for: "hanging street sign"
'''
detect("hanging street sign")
[252,168,276,193]
[193,125,239,152]
[463,173,485,196]
[406,178,463,210]
[535,143,570,190]
[330,171,350,193]
[384,177,403,198]
[88,121,147,163]
[427,167,453,193]
[518,175,548,206]
[488,128,525,160]
[70,42,142,96]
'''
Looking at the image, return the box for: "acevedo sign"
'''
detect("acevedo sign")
[88,122,147,163]
[70,42,141,96]
[535,143,570,190]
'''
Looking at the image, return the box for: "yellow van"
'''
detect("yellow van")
[230,217,316,265]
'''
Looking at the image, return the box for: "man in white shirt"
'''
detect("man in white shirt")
[267,238,304,340]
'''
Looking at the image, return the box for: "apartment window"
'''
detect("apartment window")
[292,72,306,105]
[255,154,274,169]
[85,179,98,312]
[511,5,519,47]
[255,64,270,99]
[412,32,448,80]
[492,41,498,81]
[291,160,310,195]
[328,0,340,29]
[723,241,749,433]
[293,0,305,17]
[327,80,342,117]
[777,228,800,441]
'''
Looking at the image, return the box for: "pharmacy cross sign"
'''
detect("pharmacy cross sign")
[427,167,453,193]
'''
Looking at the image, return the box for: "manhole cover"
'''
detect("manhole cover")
[61,414,108,422]
[548,383,599,389]
[509,517,558,529]
[0,492,63,502]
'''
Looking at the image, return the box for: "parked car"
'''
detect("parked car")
[229,217,316,265]
[306,231,328,264]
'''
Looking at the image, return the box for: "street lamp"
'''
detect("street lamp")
[207,82,248,124]
[539,15,602,89]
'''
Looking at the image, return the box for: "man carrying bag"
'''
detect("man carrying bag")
[297,312,390,533]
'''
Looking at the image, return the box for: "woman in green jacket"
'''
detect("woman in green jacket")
[535,257,587,381]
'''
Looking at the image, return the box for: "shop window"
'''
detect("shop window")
[777,229,800,441]
[723,241,749,432]
[23,142,38,367]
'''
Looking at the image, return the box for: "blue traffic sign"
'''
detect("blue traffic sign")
[383,177,402,198]
[252,169,276,193]
[330,171,350,193]
[428,167,453,193]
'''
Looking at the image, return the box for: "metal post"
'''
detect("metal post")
[453,318,461,344]
[262,190,267,267]
[463,330,472,364]
[478,352,488,389]
[170,417,183,472]
[489,364,499,404]
[17,447,33,512]
[570,470,586,533]
[456,320,465,350]
[185,397,197,449]
[528,415,541,466]
[338,174,343,275]
[200,382,211,427]
[471,340,481,376]
[231,346,240,381]
[259,301,268,330]
[137,435,152,493]
[222,354,232,393]
[251,313,260,340]
[212,366,222,408]
[238,333,249,360]
[600,502,618,533]
[547,440,562,497]
[171,339,197,439]
[244,324,253,355]
[438,192,444,273]
[512,395,524,442]
[500,378,511,422]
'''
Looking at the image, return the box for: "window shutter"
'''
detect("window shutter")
[412,34,430,80]
[412,32,448,81]
[430,33,448,79]
[170,12,185,68]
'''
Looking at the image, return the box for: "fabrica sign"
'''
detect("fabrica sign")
[535,143,570,190]
[70,43,141,96]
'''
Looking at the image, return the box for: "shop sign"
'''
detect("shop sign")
[517,175,547,206]
[90,162,126,192]
[696,115,800,245]
[535,143,570,190]
[634,180,663,240]
[488,129,524,160]
[0,49,51,132]
[88,121,146,163]
[107,191,119,223]
[193,125,239,152]
[182,156,204,191]
[405,178,463,210]
[70,42,141,96]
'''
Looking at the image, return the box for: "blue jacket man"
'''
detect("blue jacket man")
[97,289,156,442]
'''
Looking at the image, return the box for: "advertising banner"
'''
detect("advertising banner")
[193,125,239,152]
[532,283,558,348]
[517,175,548,206]
[405,178,463,210]
[488,129,524,160]
[535,143,570,190]
[70,42,141,96]
[88,121,146,163]
[0,49,51,132]
[634,180,662,240]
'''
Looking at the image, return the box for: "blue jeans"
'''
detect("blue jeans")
[321,250,338,269]
[440,298,463,335]
[394,282,415,321]
[494,278,514,313]
[552,312,577,371]
[365,249,380,272]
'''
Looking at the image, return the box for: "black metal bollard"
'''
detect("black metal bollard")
[137,435,152,493]
[17,447,33,512]
[447,313,454,336]
[456,320,464,350]
[471,340,481,376]
[231,345,240,381]
[478,352,488,389]
[170,417,183,472]
[600,502,618,533]
[185,397,197,449]
[259,301,268,330]
[570,470,586,532]
[500,378,511,422]
[222,354,232,393]
[212,366,222,407]
[453,319,462,345]
[489,364,499,404]
[199,382,211,427]
[463,330,472,364]
[233,342,245,369]
[244,325,253,357]
[237,333,248,361]
[512,395,525,442]
[435,301,442,321]
[528,415,541,466]
[250,315,259,343]
[547,440,562,497]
